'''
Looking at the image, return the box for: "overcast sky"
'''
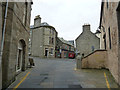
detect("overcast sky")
[30,0,101,40]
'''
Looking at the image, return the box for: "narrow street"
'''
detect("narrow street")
[9,57,118,88]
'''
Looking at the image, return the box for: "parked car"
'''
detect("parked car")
[68,52,75,59]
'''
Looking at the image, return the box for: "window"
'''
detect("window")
[52,29,54,35]
[23,2,27,26]
[64,52,66,56]
[108,27,111,49]
[51,48,53,55]
[49,37,51,44]
[69,46,71,51]
[49,37,54,45]
[107,0,109,9]
[45,48,48,57]
[16,41,23,72]
[91,46,95,52]
[52,38,54,44]
[17,49,22,70]
[50,29,52,34]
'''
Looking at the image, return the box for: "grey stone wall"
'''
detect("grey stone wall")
[31,26,57,58]
[31,16,57,58]
[2,2,32,89]
[76,25,100,57]
[0,2,2,51]
[0,2,2,89]
[100,2,120,84]
[117,3,120,86]
[31,27,44,57]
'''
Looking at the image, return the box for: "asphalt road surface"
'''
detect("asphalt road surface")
[9,57,118,88]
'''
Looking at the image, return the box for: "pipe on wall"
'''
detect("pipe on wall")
[0,0,8,56]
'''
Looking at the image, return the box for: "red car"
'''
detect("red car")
[68,52,75,59]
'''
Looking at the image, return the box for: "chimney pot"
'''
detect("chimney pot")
[34,15,41,27]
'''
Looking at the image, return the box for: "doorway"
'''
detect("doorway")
[16,40,26,72]
[45,48,48,57]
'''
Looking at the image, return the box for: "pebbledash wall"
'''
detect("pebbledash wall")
[99,1,120,85]
[75,25,100,57]
[2,2,32,89]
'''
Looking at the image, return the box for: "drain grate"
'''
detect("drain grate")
[69,85,82,88]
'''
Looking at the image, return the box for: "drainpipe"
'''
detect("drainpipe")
[0,0,9,56]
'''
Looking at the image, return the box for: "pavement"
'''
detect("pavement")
[8,57,119,89]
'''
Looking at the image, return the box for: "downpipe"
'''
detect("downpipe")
[0,0,8,56]
[0,0,8,89]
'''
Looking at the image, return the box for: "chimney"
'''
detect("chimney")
[34,15,41,27]
[83,24,90,32]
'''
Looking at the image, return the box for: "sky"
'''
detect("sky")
[30,0,101,40]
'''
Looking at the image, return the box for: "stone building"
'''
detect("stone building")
[75,24,100,57]
[31,15,58,58]
[28,26,33,55]
[0,2,2,89]
[56,37,75,58]
[99,1,120,85]
[1,2,33,89]
[68,40,74,46]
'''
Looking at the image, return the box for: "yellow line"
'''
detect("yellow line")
[104,72,111,90]
[13,72,30,89]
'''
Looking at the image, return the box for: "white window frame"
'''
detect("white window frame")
[16,42,23,72]
[50,48,54,55]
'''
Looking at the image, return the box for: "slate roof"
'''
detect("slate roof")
[58,37,74,46]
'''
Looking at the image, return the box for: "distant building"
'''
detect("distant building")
[28,26,33,55]
[56,37,75,58]
[75,24,100,56]
[1,2,33,89]
[31,15,57,58]
[99,1,120,85]
[68,40,74,46]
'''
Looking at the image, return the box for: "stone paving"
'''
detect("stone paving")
[8,57,118,88]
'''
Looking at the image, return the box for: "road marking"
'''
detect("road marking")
[104,72,111,90]
[13,72,30,89]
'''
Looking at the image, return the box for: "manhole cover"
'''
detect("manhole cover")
[69,85,82,88]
